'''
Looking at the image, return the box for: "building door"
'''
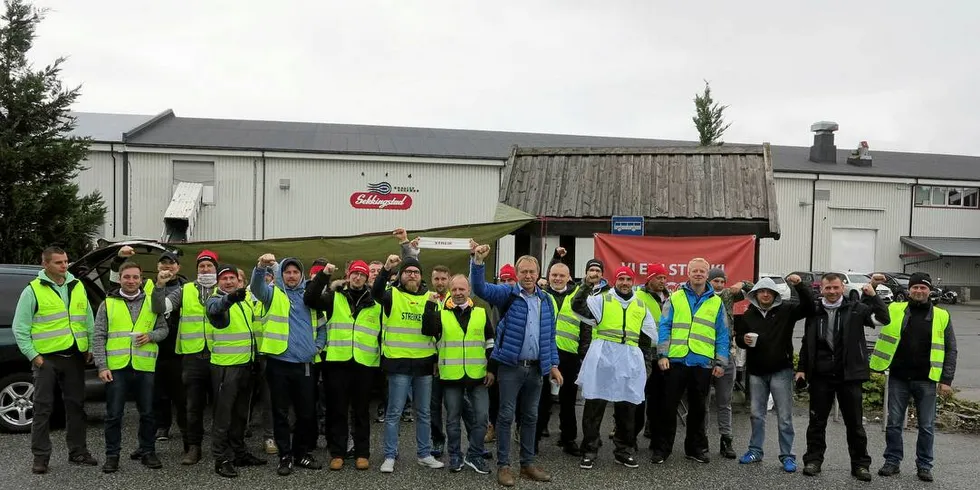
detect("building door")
[831,228,877,272]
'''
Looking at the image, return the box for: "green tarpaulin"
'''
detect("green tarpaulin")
[169,203,534,280]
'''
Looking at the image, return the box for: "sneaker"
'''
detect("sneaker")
[155,428,170,442]
[615,454,639,468]
[276,456,293,476]
[215,460,238,478]
[141,452,163,469]
[32,456,49,475]
[464,457,490,474]
[917,468,934,482]
[650,452,666,464]
[852,466,873,482]
[296,454,323,470]
[579,456,594,470]
[401,408,414,423]
[380,458,396,473]
[449,457,463,473]
[102,456,120,474]
[264,438,278,455]
[686,451,710,464]
[781,457,798,473]
[739,451,762,464]
[803,462,821,476]
[418,455,445,469]
[878,463,901,477]
[376,407,386,424]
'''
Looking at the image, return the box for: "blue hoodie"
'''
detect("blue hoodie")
[250,258,326,364]
[657,282,730,368]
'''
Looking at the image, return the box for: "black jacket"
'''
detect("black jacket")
[422,300,493,385]
[735,283,813,376]
[888,301,958,385]
[797,293,889,381]
[304,271,381,364]
[371,266,435,376]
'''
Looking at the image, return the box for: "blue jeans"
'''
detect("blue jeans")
[884,377,936,470]
[444,383,488,463]
[495,363,543,468]
[105,368,155,457]
[383,374,432,459]
[747,369,795,460]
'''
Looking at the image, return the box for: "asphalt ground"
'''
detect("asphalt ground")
[2,398,977,490]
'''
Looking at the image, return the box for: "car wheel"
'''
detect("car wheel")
[0,373,35,433]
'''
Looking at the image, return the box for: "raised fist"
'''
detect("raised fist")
[555,247,567,257]
[475,244,491,260]
[385,254,401,271]
[469,239,479,253]
[393,227,408,242]
[428,292,442,303]
[258,253,276,267]
[862,283,876,297]
[156,270,174,285]
[228,287,247,303]
[118,246,135,258]
[786,274,801,286]
[324,263,337,275]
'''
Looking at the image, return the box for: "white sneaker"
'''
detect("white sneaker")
[380,458,396,473]
[418,456,445,469]
[264,438,278,455]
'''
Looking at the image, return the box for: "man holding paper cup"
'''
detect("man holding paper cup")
[733,274,814,472]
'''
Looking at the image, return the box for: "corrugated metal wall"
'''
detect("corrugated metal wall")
[75,149,121,238]
[811,179,911,272]
[903,244,980,286]
[759,176,814,275]
[127,152,258,241]
[912,207,980,238]
[262,157,499,238]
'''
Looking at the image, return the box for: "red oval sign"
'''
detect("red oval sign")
[349,192,413,210]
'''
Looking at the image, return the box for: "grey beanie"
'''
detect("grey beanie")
[708,267,726,282]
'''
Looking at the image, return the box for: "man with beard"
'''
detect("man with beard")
[152,250,221,465]
[572,266,656,470]
[373,253,444,473]
[428,265,452,458]
[304,260,381,471]
[872,272,957,483]
[797,273,888,482]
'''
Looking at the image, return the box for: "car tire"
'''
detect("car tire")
[0,372,35,433]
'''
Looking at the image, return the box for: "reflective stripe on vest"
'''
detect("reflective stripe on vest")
[177,283,212,355]
[382,288,436,359]
[549,285,582,354]
[209,301,256,366]
[29,278,90,354]
[105,296,159,372]
[634,289,663,322]
[869,302,949,382]
[593,291,646,346]
[437,307,489,380]
[257,287,319,357]
[667,290,721,359]
[325,292,382,367]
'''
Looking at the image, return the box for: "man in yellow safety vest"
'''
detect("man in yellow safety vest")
[633,264,670,444]
[92,261,169,473]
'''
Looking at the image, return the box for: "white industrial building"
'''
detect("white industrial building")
[69,110,980,291]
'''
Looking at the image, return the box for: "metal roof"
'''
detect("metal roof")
[70,112,980,180]
[900,236,980,258]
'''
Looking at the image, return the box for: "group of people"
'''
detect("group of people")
[13,230,958,485]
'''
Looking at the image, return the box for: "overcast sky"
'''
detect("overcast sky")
[28,0,980,156]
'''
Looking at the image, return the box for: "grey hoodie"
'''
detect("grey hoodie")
[746,277,783,317]
[93,289,169,371]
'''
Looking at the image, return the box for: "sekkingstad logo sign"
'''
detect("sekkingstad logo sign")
[350,181,414,210]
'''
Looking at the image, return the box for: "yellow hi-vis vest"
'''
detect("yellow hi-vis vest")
[869,302,949,382]
[257,286,320,357]
[29,278,90,353]
[593,291,646,346]
[105,296,159,372]
[382,288,436,359]
[325,292,382,367]
[437,307,489,380]
[634,289,663,322]
[667,289,721,359]
[549,285,582,354]
[209,300,256,366]
[176,283,213,355]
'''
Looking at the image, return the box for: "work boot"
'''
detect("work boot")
[69,452,98,466]
[130,449,144,461]
[102,456,120,474]
[878,463,901,476]
[720,435,736,459]
[520,465,552,482]
[141,452,163,469]
[215,460,238,478]
[181,445,201,465]
[329,457,344,470]
[32,456,49,474]
[852,467,873,482]
[917,468,934,482]
[803,462,821,476]
[485,424,496,443]
[355,457,369,470]
[497,466,516,487]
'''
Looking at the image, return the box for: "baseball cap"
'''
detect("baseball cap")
[159,251,180,264]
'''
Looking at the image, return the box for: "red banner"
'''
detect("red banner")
[593,233,757,313]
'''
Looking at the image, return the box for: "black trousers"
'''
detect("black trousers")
[154,356,186,434]
[31,353,88,458]
[488,380,500,426]
[266,358,318,458]
[656,363,711,457]
[803,375,872,469]
[431,376,446,446]
[210,364,252,462]
[324,361,374,459]
[581,399,636,459]
[537,350,581,444]
[638,358,667,444]
[182,353,212,448]
[313,361,328,436]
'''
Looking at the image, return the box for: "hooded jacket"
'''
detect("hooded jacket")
[734,278,813,376]
[250,258,327,364]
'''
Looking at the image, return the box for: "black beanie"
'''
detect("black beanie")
[585,259,604,273]
[400,256,422,275]
[908,272,933,289]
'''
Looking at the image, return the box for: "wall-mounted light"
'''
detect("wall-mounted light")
[279,179,290,190]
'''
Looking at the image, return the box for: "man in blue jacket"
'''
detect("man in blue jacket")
[470,242,562,488]
[651,257,730,465]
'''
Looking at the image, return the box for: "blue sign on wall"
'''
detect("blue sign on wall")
[611,216,645,236]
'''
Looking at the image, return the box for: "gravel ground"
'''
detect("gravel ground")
[2,400,977,490]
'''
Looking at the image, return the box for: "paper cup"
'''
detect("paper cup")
[746,333,759,347]
[550,379,560,396]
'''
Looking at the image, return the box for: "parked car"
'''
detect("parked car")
[759,273,792,301]
[0,240,174,433]
[871,272,909,302]
[789,270,826,296]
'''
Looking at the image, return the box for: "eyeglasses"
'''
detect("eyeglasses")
[402,270,421,276]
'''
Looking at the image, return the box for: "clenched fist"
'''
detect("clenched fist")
[555,247,567,257]
[258,253,276,267]
[117,246,135,258]
[428,292,442,303]
[156,269,174,285]
[474,244,490,260]
[323,263,337,275]
[393,227,409,243]
[786,274,801,286]
[384,254,401,271]
[862,283,876,297]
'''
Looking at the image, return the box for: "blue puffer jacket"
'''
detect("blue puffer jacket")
[470,260,558,376]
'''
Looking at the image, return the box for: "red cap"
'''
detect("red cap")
[647,263,668,278]
[498,264,516,281]
[196,249,218,265]
[310,265,325,276]
[347,260,370,277]
[614,266,635,279]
